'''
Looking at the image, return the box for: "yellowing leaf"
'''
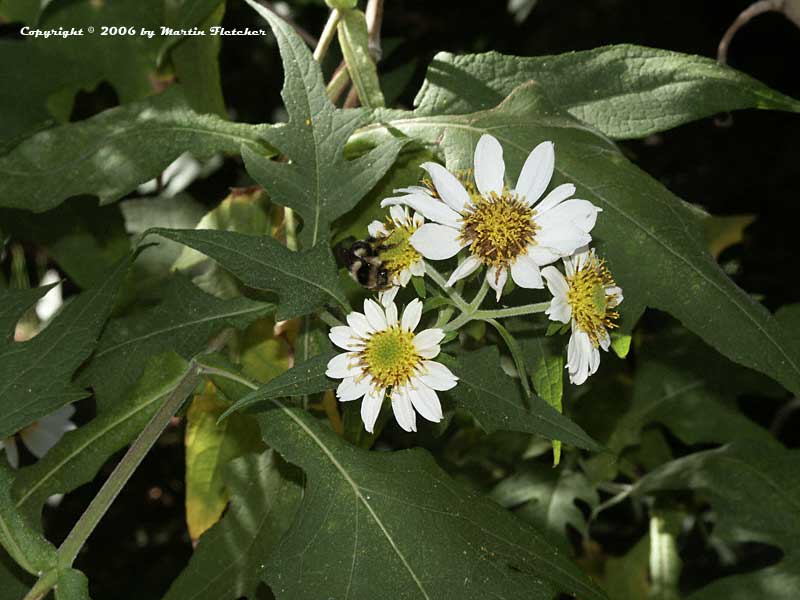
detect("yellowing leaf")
[184,385,263,541]
[702,213,755,259]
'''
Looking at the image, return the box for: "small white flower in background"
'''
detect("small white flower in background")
[137,152,223,197]
[367,206,426,306]
[0,405,76,469]
[541,247,623,385]
[326,299,458,433]
[35,269,63,322]
[383,133,600,301]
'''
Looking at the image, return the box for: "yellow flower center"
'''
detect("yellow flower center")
[378,222,421,279]
[566,255,620,347]
[460,192,538,270]
[360,326,421,388]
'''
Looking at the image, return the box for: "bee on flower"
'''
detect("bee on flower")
[326,298,458,433]
[338,206,426,306]
[541,247,623,384]
[382,134,600,301]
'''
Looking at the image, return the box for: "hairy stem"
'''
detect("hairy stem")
[313,9,341,62]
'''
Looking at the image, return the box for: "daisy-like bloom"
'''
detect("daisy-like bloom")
[382,134,600,300]
[367,206,426,306]
[0,404,76,469]
[541,248,623,385]
[326,298,458,433]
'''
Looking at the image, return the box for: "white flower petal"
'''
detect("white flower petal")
[408,381,443,422]
[382,193,460,228]
[20,425,64,459]
[509,254,543,289]
[363,299,388,331]
[541,265,569,300]
[421,162,470,212]
[329,326,360,351]
[607,286,624,308]
[391,386,417,432]
[398,269,412,286]
[394,185,432,196]
[486,265,509,301]
[379,287,399,307]
[347,312,373,338]
[409,259,426,277]
[2,438,19,469]
[410,223,465,260]
[535,183,576,214]
[446,255,482,287]
[388,205,408,224]
[368,220,388,238]
[535,223,591,255]
[598,328,611,351]
[337,377,370,401]
[567,330,596,385]
[474,134,505,196]
[385,301,398,326]
[418,360,458,391]
[537,199,601,235]
[515,141,554,205]
[547,297,572,324]
[326,352,360,379]
[414,329,444,358]
[527,246,562,267]
[401,298,423,332]
[361,387,385,433]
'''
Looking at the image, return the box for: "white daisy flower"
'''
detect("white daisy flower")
[325,298,458,433]
[382,134,600,301]
[367,206,426,307]
[0,404,76,469]
[541,247,623,385]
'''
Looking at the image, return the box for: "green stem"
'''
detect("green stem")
[57,363,202,567]
[486,318,532,399]
[200,365,259,391]
[312,9,341,62]
[472,301,550,321]
[425,264,470,312]
[319,309,344,328]
[284,207,298,251]
[22,570,58,600]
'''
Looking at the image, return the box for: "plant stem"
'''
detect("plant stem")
[326,61,350,102]
[57,363,202,566]
[200,364,259,391]
[486,318,532,398]
[22,570,58,600]
[364,0,384,61]
[319,309,344,328]
[313,9,341,62]
[425,264,470,312]
[472,302,550,321]
[284,207,298,251]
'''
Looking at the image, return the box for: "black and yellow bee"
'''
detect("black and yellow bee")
[336,237,396,291]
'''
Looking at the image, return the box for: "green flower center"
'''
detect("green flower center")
[379,225,421,277]
[566,255,619,347]
[360,326,420,388]
[460,192,538,270]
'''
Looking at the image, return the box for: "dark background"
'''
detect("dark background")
[5,0,798,597]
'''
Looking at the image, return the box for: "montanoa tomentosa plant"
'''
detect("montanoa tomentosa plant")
[1,1,799,599]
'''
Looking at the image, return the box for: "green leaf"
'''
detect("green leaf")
[522,334,565,464]
[13,353,190,523]
[163,451,303,600]
[355,81,800,399]
[80,275,271,409]
[0,466,56,576]
[167,1,227,117]
[0,253,134,439]
[257,404,607,600]
[219,351,337,420]
[55,569,92,600]
[151,229,349,319]
[443,347,601,451]
[0,199,130,289]
[338,9,385,109]
[414,45,800,140]
[633,442,800,600]
[184,385,263,540]
[491,464,598,543]
[0,87,271,212]
[0,551,30,600]
[241,0,401,246]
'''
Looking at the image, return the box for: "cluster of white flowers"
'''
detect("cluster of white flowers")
[327,134,624,432]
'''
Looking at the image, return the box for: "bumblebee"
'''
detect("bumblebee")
[336,237,394,291]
